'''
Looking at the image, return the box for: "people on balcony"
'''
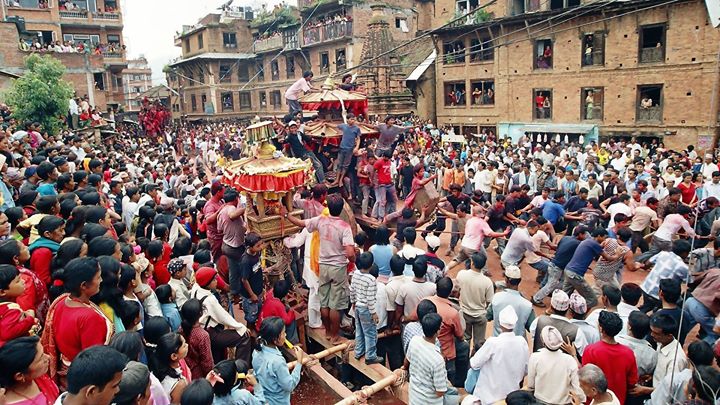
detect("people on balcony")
[303,12,352,44]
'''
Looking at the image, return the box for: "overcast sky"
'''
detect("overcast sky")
[121,0,281,85]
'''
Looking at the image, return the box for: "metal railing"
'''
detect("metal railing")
[640,47,663,63]
[636,105,662,122]
[93,11,120,19]
[302,21,352,46]
[59,9,87,18]
[102,51,124,59]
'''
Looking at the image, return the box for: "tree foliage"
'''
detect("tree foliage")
[3,54,74,135]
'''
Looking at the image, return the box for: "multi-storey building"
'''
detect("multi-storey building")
[426,0,720,150]
[167,1,423,121]
[123,57,152,111]
[0,0,127,110]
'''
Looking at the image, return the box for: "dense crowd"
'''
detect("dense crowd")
[0,77,718,405]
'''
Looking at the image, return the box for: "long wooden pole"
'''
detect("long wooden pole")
[333,371,402,405]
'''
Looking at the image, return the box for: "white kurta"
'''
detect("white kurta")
[284,229,321,328]
[469,332,529,404]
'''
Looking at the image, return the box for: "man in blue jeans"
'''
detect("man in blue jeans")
[331,113,361,188]
[562,228,624,308]
[684,267,720,344]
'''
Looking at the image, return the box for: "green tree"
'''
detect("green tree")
[3,54,74,135]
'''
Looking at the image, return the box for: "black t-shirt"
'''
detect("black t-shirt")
[401,165,414,188]
[504,197,517,216]
[515,194,531,211]
[447,193,471,212]
[238,252,263,298]
[487,205,510,230]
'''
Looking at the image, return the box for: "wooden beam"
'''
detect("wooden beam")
[306,328,409,403]
[281,346,354,401]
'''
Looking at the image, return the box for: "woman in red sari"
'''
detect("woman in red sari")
[0,240,50,324]
[40,256,113,388]
[0,336,59,405]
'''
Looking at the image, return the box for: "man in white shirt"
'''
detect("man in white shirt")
[468,306,528,404]
[702,170,720,200]
[474,161,494,201]
[649,313,688,388]
[605,194,633,228]
[701,153,719,179]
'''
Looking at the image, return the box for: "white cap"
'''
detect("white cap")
[287,120,298,127]
[425,235,440,249]
[504,265,521,280]
[499,306,518,329]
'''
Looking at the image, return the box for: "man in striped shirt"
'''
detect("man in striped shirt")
[403,313,459,405]
[350,252,384,365]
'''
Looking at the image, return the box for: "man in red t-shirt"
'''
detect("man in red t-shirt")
[371,151,397,220]
[202,182,225,259]
[582,310,638,404]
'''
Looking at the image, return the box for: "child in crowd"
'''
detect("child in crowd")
[0,264,39,346]
[179,299,214,381]
[256,279,299,344]
[211,359,265,405]
[252,317,304,405]
[156,284,181,332]
[238,233,265,329]
[350,252,384,365]
[168,258,191,308]
[119,263,144,330]
[148,332,190,404]
[148,224,172,285]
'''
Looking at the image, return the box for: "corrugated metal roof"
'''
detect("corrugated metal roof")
[168,53,255,67]
[405,50,436,82]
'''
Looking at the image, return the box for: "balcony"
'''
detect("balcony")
[254,34,283,53]
[59,9,88,18]
[639,47,663,64]
[93,11,120,20]
[302,21,352,46]
[636,105,662,122]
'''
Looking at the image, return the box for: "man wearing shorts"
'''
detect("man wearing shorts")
[331,113,361,188]
[284,70,318,115]
[283,194,355,343]
[447,205,509,271]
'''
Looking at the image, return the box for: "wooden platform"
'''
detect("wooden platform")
[306,327,409,403]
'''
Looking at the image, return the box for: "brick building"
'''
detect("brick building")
[166,1,425,121]
[0,0,127,109]
[426,0,720,150]
[123,57,152,111]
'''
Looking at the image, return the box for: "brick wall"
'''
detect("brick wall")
[431,0,720,149]
[0,21,108,108]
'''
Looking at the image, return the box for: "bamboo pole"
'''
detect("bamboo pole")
[333,371,403,405]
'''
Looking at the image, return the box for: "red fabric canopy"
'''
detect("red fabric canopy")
[299,99,368,117]
[223,170,307,193]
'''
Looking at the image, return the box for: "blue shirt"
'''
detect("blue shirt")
[161,303,181,332]
[0,181,15,212]
[565,238,603,276]
[213,386,265,405]
[252,345,302,405]
[338,123,361,150]
[36,182,57,196]
[552,236,582,269]
[542,201,565,225]
[564,196,588,213]
[369,244,394,277]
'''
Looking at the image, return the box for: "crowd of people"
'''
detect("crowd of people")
[0,84,718,405]
[18,38,126,56]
